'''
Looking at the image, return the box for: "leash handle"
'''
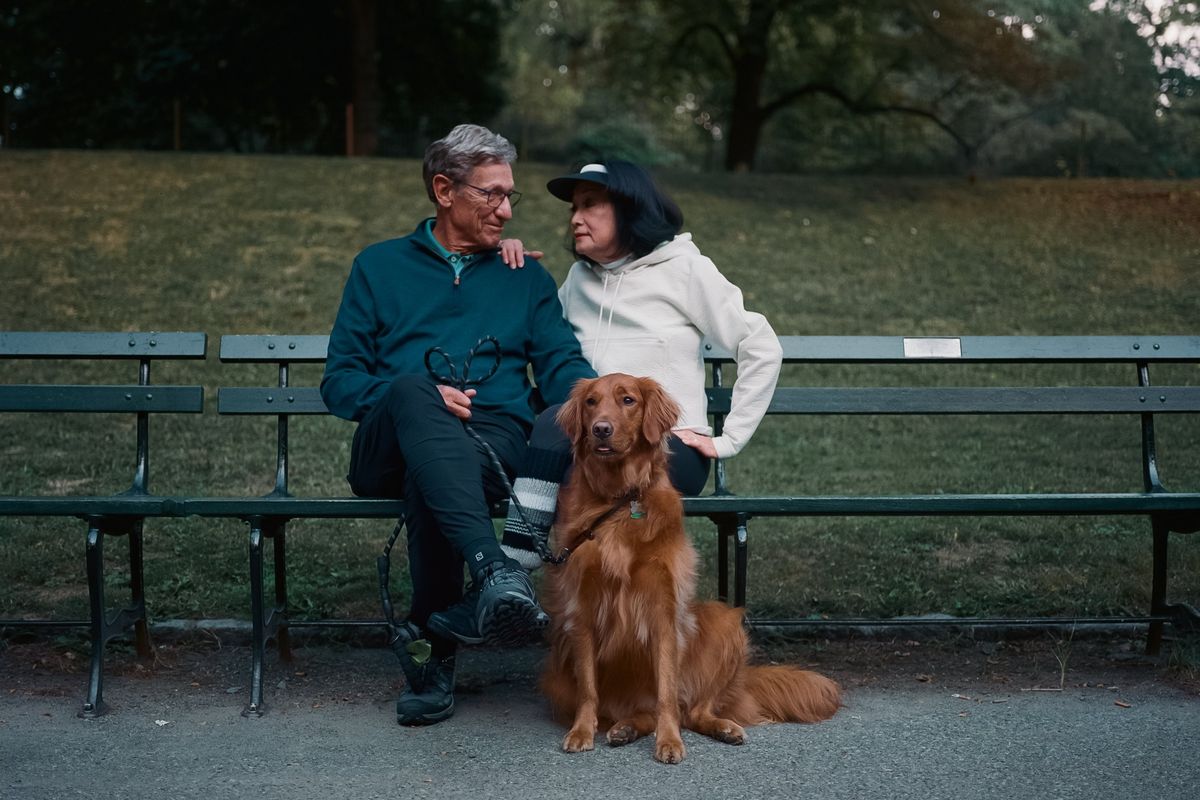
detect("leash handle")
[424,336,501,391]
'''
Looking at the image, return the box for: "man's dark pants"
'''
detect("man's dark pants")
[348,376,525,634]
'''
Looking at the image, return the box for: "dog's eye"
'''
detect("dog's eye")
[585,397,598,406]
[622,395,636,406]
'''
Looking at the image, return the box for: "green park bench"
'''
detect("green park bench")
[3,331,1200,717]
[0,331,207,717]
[203,333,1200,715]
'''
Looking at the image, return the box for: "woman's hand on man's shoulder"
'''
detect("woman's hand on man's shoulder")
[499,238,544,269]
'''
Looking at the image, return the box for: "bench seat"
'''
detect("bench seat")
[682,492,1200,518]
[0,495,186,517]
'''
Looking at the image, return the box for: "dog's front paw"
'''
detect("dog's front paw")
[562,727,596,753]
[653,734,686,764]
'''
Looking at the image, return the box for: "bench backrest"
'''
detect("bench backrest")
[219,334,1200,497]
[0,332,207,494]
[219,335,330,496]
[704,336,1200,495]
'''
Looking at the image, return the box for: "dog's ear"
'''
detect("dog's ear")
[639,376,680,445]
[556,377,593,445]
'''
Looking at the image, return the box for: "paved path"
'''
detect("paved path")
[1,637,1197,800]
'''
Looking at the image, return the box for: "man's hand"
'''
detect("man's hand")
[673,429,718,458]
[499,238,544,268]
[437,385,476,419]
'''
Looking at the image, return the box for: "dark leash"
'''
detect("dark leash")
[422,336,574,566]
[553,487,642,557]
[378,337,582,652]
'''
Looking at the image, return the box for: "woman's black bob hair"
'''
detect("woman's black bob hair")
[549,160,683,261]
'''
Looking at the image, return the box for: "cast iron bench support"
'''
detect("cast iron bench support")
[81,513,154,717]
[0,332,206,716]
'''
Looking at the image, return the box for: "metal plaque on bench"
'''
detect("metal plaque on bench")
[903,337,962,359]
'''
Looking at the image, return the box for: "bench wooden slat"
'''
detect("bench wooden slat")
[0,495,181,517]
[681,493,1200,516]
[217,333,1200,365]
[705,386,1200,415]
[0,331,207,359]
[0,385,205,413]
[184,496,406,518]
[220,335,329,363]
[218,386,328,415]
[702,335,1200,363]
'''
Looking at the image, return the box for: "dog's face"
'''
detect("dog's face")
[558,373,680,459]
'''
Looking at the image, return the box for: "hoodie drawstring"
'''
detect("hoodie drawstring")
[591,271,624,366]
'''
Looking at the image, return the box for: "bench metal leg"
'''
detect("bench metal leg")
[81,523,108,718]
[734,513,749,608]
[716,517,732,602]
[246,521,268,717]
[711,514,749,607]
[245,518,289,717]
[80,518,152,718]
[1147,517,1169,655]
[128,520,152,659]
[270,523,291,663]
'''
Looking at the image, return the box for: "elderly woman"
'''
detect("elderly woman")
[500,160,782,568]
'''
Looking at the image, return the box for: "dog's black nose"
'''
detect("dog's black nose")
[592,420,613,439]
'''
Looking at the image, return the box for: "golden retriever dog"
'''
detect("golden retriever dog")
[540,373,841,764]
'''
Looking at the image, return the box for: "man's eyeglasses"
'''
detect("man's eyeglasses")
[463,183,522,208]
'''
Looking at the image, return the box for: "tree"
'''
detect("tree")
[661,0,1068,171]
[348,0,381,156]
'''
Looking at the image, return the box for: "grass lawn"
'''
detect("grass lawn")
[1,149,1198,625]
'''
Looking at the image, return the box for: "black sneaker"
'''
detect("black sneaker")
[426,583,487,645]
[426,563,548,647]
[395,653,456,726]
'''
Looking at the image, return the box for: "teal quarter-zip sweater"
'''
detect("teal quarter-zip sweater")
[321,219,594,428]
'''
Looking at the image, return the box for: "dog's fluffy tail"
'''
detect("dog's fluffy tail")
[744,665,841,724]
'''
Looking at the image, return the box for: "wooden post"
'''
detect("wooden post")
[345,103,354,157]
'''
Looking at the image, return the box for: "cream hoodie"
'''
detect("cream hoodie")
[558,233,782,459]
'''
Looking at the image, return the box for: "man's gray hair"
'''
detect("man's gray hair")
[423,124,517,202]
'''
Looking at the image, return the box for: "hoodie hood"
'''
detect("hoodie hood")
[582,233,698,277]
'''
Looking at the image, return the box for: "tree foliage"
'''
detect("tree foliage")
[1,0,1195,174]
[499,0,1199,175]
[0,0,511,154]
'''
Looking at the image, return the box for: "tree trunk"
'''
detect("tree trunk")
[724,100,765,172]
[348,0,380,157]
[721,0,776,171]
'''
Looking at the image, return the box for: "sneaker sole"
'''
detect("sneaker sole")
[481,593,549,647]
[425,613,485,646]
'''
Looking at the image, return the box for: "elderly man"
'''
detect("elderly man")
[321,124,594,726]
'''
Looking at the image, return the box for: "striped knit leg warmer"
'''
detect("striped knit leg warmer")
[500,446,569,571]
